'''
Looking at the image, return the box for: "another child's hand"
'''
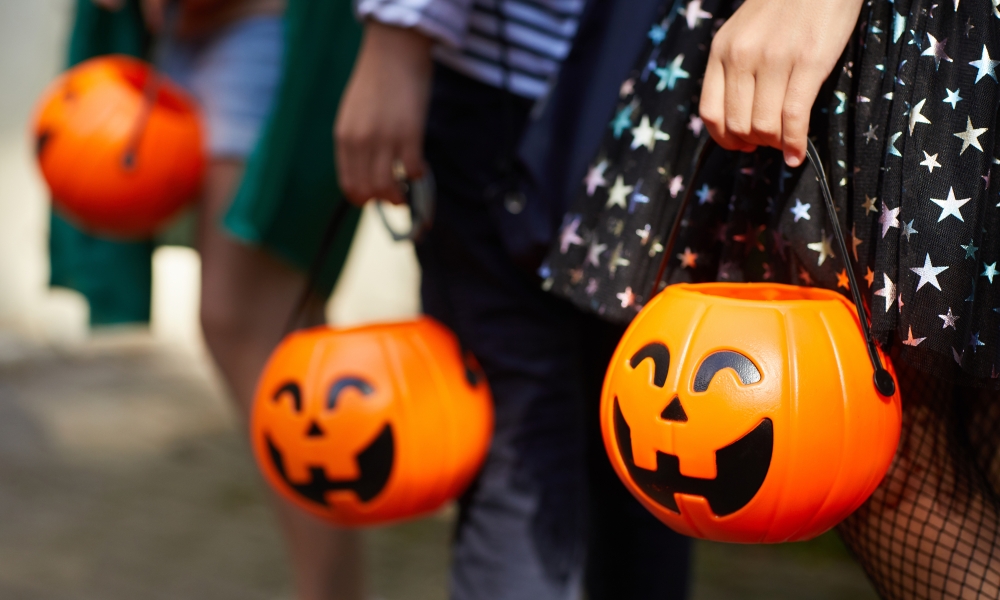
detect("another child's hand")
[699,0,863,166]
[335,23,434,206]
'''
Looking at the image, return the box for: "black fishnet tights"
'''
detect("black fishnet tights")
[838,359,1000,599]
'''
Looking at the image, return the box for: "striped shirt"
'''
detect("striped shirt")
[356,0,585,99]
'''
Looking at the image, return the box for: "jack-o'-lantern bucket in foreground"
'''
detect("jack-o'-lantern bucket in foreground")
[601,140,902,543]
[32,55,204,238]
[602,282,901,543]
[251,317,493,527]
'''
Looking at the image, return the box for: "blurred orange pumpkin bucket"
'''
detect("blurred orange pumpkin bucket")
[251,317,494,527]
[32,55,205,238]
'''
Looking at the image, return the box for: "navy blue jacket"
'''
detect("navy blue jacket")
[496,0,667,269]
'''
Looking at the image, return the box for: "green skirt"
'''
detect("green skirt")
[51,0,361,324]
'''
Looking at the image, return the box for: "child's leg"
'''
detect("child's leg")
[198,159,366,600]
[838,362,1000,599]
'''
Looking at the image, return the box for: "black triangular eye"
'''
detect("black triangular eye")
[660,396,688,422]
[630,342,670,387]
[306,421,324,437]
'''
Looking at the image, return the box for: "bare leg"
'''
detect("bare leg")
[838,356,1000,599]
[197,159,366,600]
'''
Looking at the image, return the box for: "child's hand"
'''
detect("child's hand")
[699,0,863,166]
[335,23,434,206]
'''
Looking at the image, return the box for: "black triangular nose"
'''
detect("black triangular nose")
[306,421,324,437]
[660,396,688,422]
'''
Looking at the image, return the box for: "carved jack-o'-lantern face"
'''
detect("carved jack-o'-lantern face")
[613,343,772,518]
[602,283,902,543]
[251,317,494,527]
[264,377,394,507]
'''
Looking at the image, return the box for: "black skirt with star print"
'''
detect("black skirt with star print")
[543,0,1000,388]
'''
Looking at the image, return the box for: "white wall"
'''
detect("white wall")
[0,0,420,355]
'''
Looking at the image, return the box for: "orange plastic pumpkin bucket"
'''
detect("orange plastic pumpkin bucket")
[32,55,205,238]
[250,316,494,527]
[601,140,902,543]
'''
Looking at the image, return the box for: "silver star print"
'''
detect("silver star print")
[903,327,927,346]
[921,34,952,69]
[655,55,690,91]
[911,253,949,291]
[807,230,835,266]
[930,186,971,222]
[616,286,636,309]
[834,91,847,115]
[851,225,863,260]
[863,124,879,144]
[875,274,897,312]
[688,115,704,136]
[921,151,942,173]
[628,180,650,214]
[677,247,698,269]
[648,239,663,258]
[962,240,978,259]
[608,242,630,276]
[559,216,583,253]
[669,175,684,198]
[619,78,635,98]
[605,175,632,209]
[970,45,1000,83]
[862,195,880,215]
[790,198,811,222]
[695,184,715,205]
[636,224,651,245]
[887,132,903,157]
[583,160,609,196]
[908,98,931,134]
[955,117,988,155]
[630,115,670,151]
[586,240,607,267]
[880,204,901,238]
[679,0,712,29]
[902,219,919,241]
[939,307,959,329]
[983,262,999,283]
[970,332,986,352]
[944,88,963,109]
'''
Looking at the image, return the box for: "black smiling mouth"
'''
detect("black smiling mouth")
[613,399,772,517]
[266,424,395,506]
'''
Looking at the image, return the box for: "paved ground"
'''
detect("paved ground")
[0,332,879,600]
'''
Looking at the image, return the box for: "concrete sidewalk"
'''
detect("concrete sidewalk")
[0,332,877,600]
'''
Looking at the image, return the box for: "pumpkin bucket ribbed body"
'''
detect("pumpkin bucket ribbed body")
[602,282,902,543]
[251,317,494,527]
[32,55,204,238]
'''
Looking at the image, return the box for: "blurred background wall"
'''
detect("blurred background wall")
[0,0,421,357]
[0,0,86,354]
